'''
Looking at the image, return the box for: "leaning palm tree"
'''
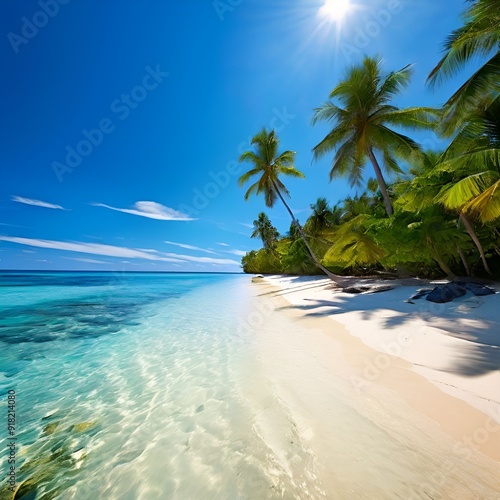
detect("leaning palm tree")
[239,128,348,285]
[427,0,500,128]
[312,55,438,216]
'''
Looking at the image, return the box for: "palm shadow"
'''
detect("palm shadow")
[267,286,500,377]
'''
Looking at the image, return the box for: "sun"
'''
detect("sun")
[319,0,352,22]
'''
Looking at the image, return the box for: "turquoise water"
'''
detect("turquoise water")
[1,272,500,499]
[0,272,273,498]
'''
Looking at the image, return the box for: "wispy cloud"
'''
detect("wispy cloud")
[82,235,104,240]
[0,223,33,229]
[223,249,247,257]
[91,201,195,221]
[292,207,309,215]
[238,222,253,229]
[12,196,67,210]
[0,237,185,263]
[216,242,229,247]
[64,257,107,264]
[0,236,240,267]
[164,240,216,254]
[164,253,240,265]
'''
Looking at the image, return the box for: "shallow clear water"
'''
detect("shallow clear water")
[0,272,499,499]
[0,272,269,498]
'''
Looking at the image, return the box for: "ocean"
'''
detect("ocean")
[1,271,499,499]
[0,271,272,498]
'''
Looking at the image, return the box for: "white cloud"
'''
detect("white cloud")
[135,248,159,253]
[238,222,254,229]
[0,236,240,267]
[164,252,240,266]
[64,257,107,264]
[82,235,104,240]
[91,201,195,221]
[216,242,229,247]
[164,240,216,254]
[0,237,185,263]
[12,196,66,210]
[223,249,247,257]
[0,223,33,229]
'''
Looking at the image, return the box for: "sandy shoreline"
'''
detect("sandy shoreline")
[251,275,500,477]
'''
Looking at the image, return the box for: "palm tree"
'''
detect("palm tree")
[251,212,279,251]
[287,220,301,242]
[323,215,386,270]
[438,95,500,222]
[312,55,438,216]
[239,128,348,285]
[305,197,334,235]
[395,150,494,275]
[427,0,500,126]
[404,207,466,279]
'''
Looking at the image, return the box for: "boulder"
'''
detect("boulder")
[457,281,496,297]
[343,285,394,294]
[408,288,433,301]
[425,283,467,303]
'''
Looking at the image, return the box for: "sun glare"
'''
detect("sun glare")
[319,0,351,22]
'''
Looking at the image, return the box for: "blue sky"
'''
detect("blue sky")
[0,0,474,272]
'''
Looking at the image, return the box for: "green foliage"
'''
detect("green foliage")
[428,0,500,124]
[241,248,283,274]
[251,212,280,251]
[238,128,304,209]
[312,55,438,215]
[323,215,386,268]
[240,4,500,279]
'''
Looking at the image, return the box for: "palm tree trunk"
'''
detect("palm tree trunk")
[456,244,472,276]
[367,147,393,216]
[430,242,455,279]
[272,181,348,287]
[459,212,492,275]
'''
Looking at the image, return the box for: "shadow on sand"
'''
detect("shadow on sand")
[260,283,500,378]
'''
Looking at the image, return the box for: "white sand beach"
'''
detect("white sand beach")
[245,275,500,497]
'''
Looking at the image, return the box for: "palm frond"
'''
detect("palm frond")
[238,167,263,187]
[437,171,499,209]
[244,181,261,201]
[277,166,305,178]
[312,127,354,161]
[381,107,440,130]
[324,215,386,267]
[464,179,500,221]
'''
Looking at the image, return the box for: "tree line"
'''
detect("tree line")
[238,0,500,284]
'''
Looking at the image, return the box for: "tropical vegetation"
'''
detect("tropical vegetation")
[239,0,500,281]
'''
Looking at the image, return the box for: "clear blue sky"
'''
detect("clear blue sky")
[0,0,473,272]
